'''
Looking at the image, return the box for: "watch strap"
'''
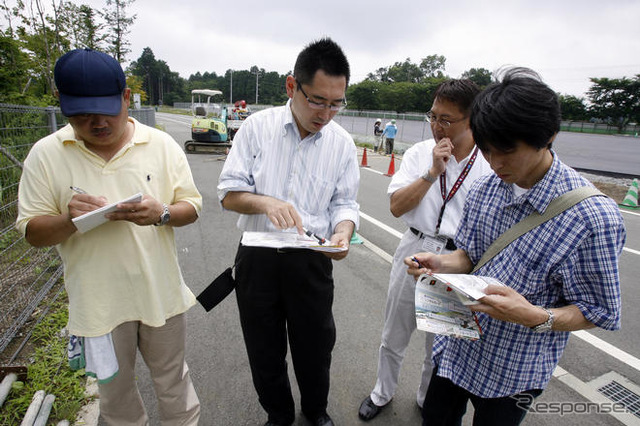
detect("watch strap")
[421,170,437,184]
[530,306,554,332]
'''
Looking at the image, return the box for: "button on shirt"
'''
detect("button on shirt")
[432,152,626,398]
[217,100,360,238]
[387,139,492,239]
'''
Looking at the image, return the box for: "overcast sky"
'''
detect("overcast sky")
[91,0,639,98]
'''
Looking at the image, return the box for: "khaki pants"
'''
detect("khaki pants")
[98,313,200,426]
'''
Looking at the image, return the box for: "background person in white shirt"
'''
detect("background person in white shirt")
[217,37,359,426]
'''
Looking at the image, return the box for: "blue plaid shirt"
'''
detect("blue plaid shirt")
[432,152,626,398]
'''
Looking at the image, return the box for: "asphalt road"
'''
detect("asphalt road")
[120,113,640,426]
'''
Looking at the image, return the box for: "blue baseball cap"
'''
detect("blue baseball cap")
[54,48,126,117]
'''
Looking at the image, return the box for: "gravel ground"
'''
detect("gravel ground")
[580,172,635,203]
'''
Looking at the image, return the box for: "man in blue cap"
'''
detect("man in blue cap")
[16,48,202,425]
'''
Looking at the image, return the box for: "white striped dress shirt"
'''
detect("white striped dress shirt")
[217,101,360,238]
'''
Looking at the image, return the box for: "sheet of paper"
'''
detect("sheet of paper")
[72,192,143,234]
[415,274,482,340]
[240,231,347,253]
[430,273,504,305]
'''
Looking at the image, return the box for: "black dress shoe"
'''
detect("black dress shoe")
[358,396,388,421]
[304,412,334,426]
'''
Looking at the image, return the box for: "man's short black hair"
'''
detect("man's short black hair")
[433,79,480,116]
[294,37,350,87]
[470,67,560,152]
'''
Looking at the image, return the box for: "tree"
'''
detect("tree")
[347,80,382,111]
[587,76,640,132]
[558,94,588,121]
[126,73,147,103]
[65,3,103,49]
[103,0,136,62]
[460,67,493,89]
[419,54,446,78]
[387,58,423,83]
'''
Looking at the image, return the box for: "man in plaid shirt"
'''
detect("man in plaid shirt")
[406,67,626,426]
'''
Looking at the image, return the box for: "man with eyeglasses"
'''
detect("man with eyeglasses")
[358,79,492,422]
[218,37,359,426]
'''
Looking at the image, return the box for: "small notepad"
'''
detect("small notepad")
[72,192,143,233]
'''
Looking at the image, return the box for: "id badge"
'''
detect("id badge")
[421,234,447,255]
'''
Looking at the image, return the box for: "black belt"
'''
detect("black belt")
[410,227,457,251]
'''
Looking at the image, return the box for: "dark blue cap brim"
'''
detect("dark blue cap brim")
[59,92,123,117]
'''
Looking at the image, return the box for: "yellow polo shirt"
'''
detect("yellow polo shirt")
[16,118,202,337]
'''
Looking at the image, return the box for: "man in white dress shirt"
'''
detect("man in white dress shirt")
[217,37,359,426]
[358,79,493,421]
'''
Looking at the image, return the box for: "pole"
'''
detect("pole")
[230,70,233,104]
[251,68,261,104]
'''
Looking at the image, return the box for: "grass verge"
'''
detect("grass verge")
[0,300,91,425]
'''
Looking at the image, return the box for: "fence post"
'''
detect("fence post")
[46,107,57,134]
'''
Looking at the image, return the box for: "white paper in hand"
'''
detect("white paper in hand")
[72,192,143,233]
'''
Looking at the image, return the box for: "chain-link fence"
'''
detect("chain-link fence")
[0,104,155,362]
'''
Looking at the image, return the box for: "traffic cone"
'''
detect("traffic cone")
[360,147,370,167]
[619,178,639,209]
[350,230,364,244]
[385,153,396,176]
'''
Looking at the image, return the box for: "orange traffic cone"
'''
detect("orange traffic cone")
[385,153,395,176]
[360,147,370,167]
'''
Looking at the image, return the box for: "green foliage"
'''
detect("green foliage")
[460,67,493,89]
[347,78,446,113]
[0,301,90,425]
[366,54,447,84]
[587,75,640,131]
[103,0,137,62]
[559,94,588,121]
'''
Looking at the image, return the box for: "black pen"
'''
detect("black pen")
[411,256,427,269]
[302,227,326,245]
[70,186,87,194]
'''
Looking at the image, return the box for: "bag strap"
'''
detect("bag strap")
[470,187,604,274]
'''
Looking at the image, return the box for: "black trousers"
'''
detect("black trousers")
[385,138,394,154]
[234,245,335,424]
[422,367,542,426]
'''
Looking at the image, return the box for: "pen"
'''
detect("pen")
[411,256,427,269]
[70,186,87,194]
[302,227,326,245]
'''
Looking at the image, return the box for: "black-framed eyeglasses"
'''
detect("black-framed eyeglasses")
[297,82,347,112]
[425,111,466,128]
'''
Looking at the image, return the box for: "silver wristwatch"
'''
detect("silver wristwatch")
[530,306,554,333]
[421,170,437,184]
[154,203,170,226]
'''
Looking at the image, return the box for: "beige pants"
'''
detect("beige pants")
[98,313,200,426]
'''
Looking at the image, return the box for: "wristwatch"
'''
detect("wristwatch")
[530,306,554,333]
[421,170,437,184]
[154,203,170,226]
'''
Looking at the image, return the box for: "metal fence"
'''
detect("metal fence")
[0,104,156,361]
[561,120,640,136]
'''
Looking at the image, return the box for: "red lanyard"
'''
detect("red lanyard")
[435,147,479,235]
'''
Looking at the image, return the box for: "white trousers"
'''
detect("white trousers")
[371,229,436,408]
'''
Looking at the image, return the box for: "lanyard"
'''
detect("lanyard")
[434,147,479,235]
